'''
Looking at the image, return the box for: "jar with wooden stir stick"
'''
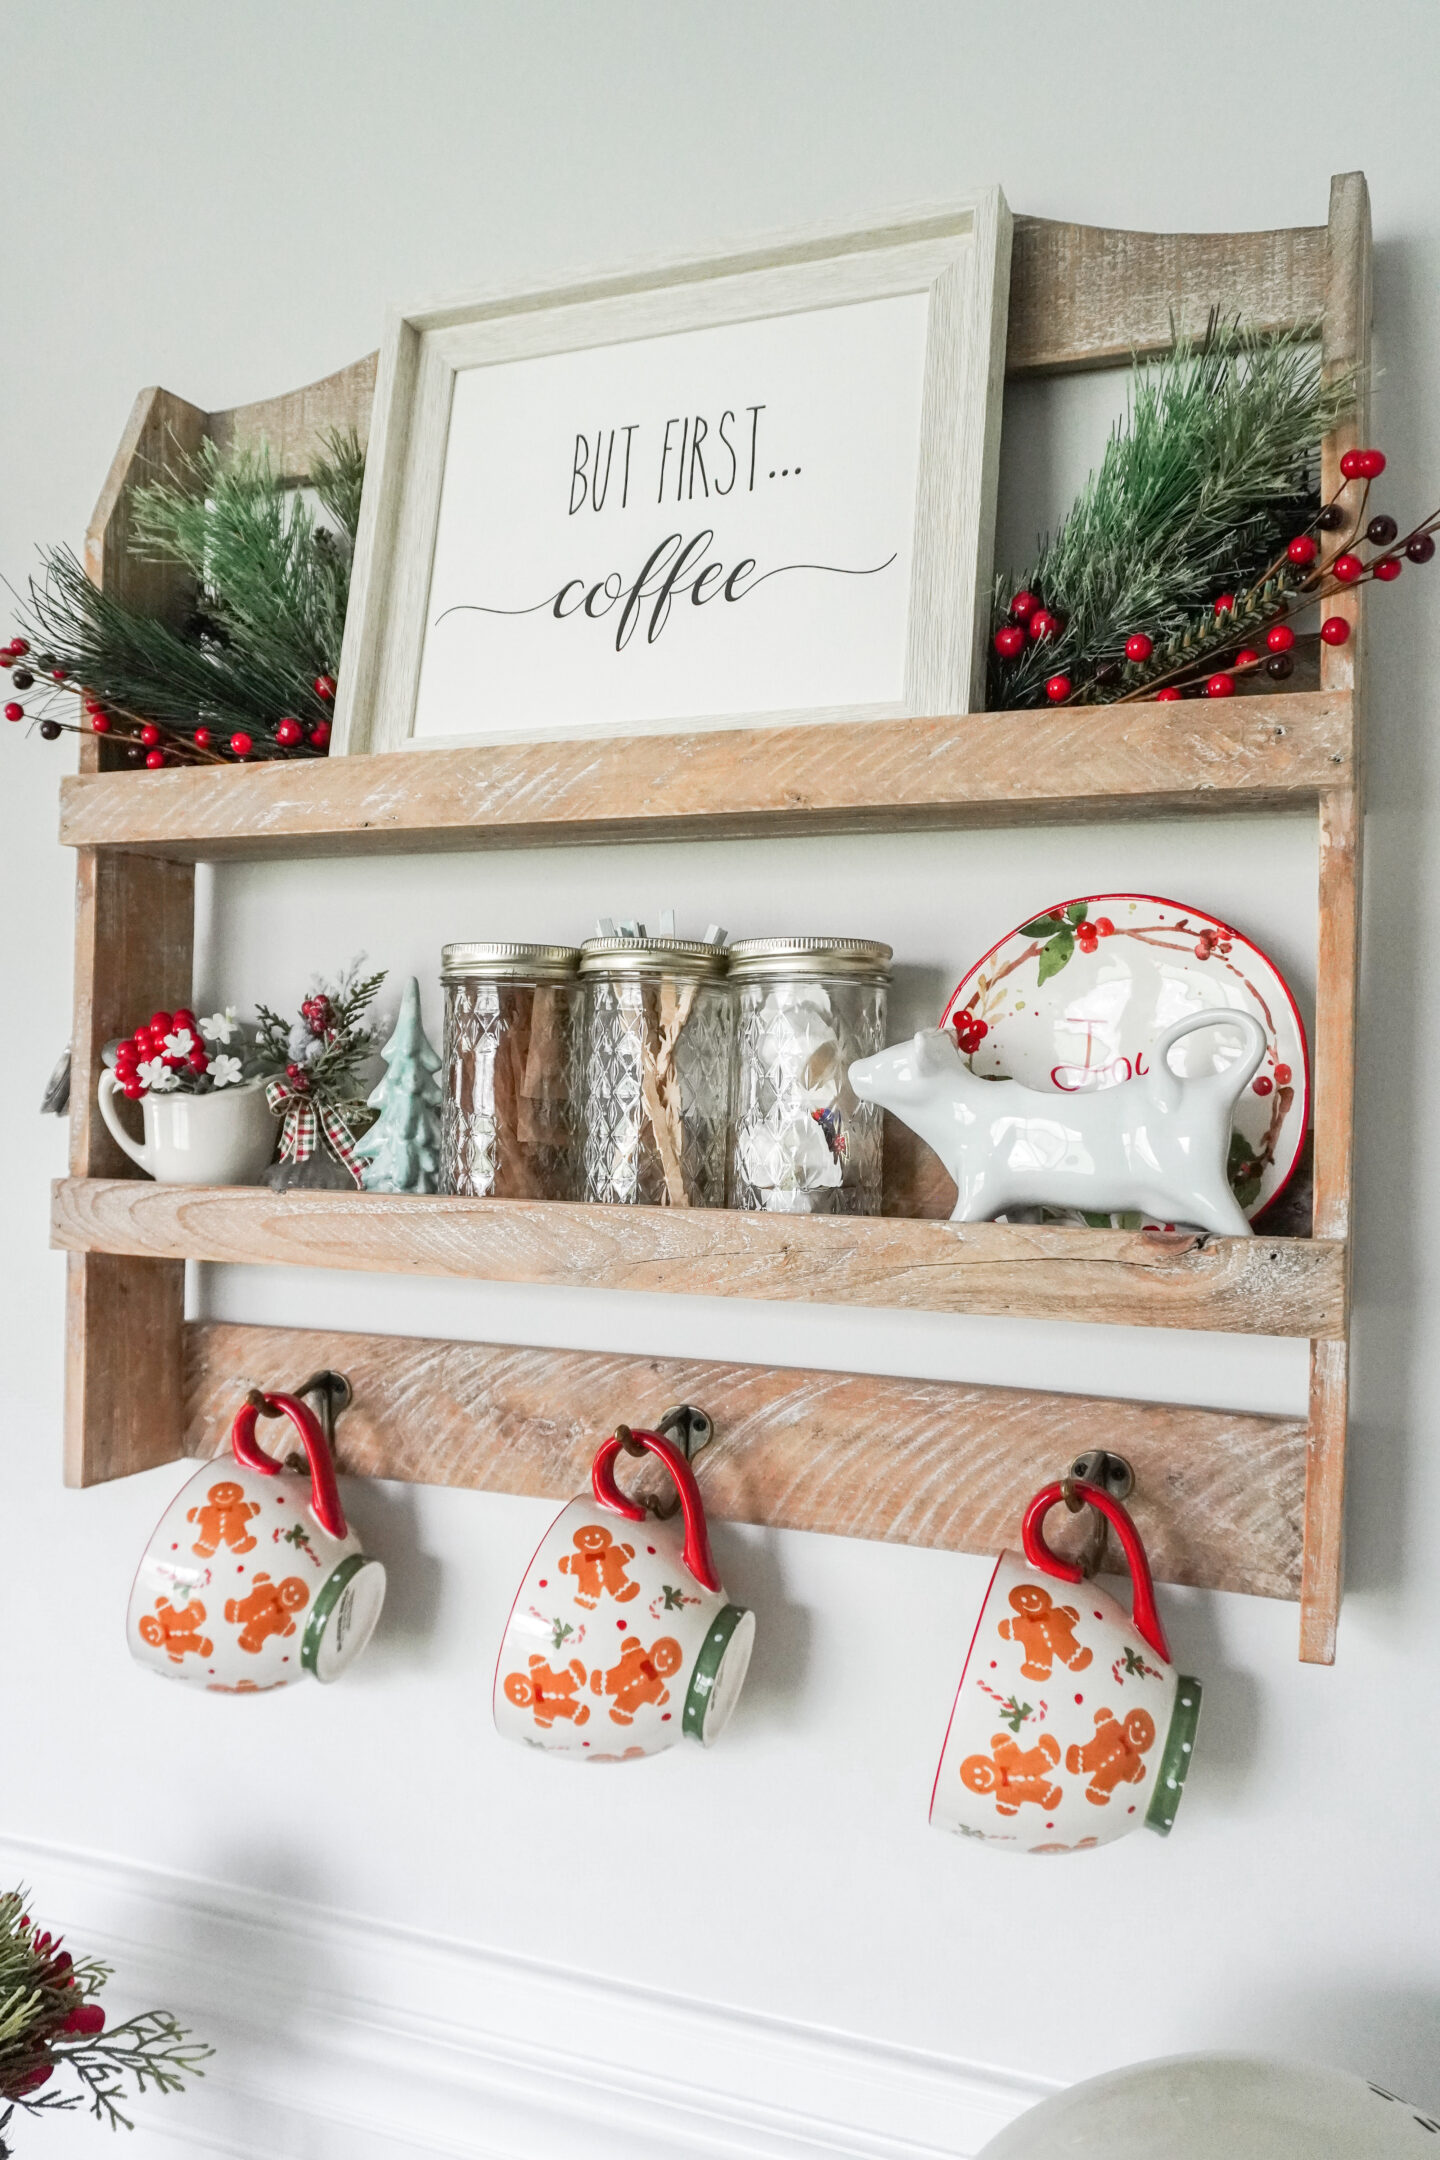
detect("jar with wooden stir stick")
[579,933,733,1206]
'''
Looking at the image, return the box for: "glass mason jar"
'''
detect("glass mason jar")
[728,938,891,1215]
[580,937,734,1207]
[440,944,584,1199]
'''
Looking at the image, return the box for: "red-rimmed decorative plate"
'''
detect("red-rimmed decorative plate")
[940,893,1309,1224]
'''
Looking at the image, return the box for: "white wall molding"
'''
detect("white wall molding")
[1,1834,1047,2159]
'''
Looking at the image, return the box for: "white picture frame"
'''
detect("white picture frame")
[332,190,1011,757]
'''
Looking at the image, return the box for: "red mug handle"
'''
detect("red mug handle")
[1021,1480,1171,1665]
[591,1428,721,1593]
[231,1391,348,1543]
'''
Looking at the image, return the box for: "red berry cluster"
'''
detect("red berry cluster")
[1192,924,1233,962]
[1,1916,106,2101]
[995,444,1440,710]
[300,992,334,1036]
[114,1008,207,1098]
[952,1011,990,1056]
[1075,914,1115,953]
[1,637,337,767]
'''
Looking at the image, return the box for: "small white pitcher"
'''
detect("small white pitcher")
[98,1072,277,1185]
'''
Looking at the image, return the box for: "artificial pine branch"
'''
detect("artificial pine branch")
[0,1888,210,2150]
[7,427,364,760]
[990,322,1355,709]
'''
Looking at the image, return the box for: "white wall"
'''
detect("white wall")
[3,5,1438,2152]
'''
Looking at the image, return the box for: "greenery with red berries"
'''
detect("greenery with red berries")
[2,429,362,768]
[995,446,1437,709]
[988,321,1358,710]
[0,1888,210,2151]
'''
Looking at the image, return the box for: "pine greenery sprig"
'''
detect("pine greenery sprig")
[254,959,387,1120]
[990,322,1355,709]
[10,428,364,756]
[0,1887,210,2152]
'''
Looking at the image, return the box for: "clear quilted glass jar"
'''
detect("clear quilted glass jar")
[440,944,583,1199]
[580,937,733,1207]
[728,938,891,1214]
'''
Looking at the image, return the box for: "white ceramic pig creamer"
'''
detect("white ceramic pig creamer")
[849,1010,1266,1234]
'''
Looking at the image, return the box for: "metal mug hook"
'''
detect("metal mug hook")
[615,1406,713,1517]
[1059,1450,1135,1577]
[245,1370,353,1467]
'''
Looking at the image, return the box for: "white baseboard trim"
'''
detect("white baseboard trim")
[0,1833,1050,2160]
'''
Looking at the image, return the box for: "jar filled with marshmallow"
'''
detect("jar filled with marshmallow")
[727,938,891,1214]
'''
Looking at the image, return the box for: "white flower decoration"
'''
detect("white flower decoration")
[209,1054,243,1089]
[138,1058,178,1092]
[163,1027,195,1058]
[199,1008,238,1044]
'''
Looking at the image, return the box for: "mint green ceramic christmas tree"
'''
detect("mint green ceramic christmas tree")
[354,977,442,1194]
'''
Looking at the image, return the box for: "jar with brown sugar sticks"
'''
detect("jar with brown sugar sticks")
[440,943,584,1199]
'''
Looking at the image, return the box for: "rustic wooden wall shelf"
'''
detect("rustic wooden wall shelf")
[54,177,1370,1666]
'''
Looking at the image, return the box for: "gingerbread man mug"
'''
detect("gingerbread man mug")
[930,1480,1201,1853]
[494,1425,755,1761]
[127,1390,386,1693]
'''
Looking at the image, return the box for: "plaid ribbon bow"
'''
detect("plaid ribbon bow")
[265,1076,366,1187]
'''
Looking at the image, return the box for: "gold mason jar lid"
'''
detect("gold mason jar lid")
[441,942,581,982]
[578,936,730,981]
[726,936,892,983]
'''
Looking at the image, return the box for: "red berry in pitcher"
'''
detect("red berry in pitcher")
[1331,554,1363,583]
[1320,616,1351,646]
[1266,623,1296,652]
[1287,535,1318,566]
[1124,632,1153,663]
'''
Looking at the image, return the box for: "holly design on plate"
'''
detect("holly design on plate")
[945,894,1304,1220]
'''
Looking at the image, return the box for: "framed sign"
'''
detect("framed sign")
[333,191,1011,756]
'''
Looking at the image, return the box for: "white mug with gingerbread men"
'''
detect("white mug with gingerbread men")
[127,1390,386,1693]
[931,1481,1201,1853]
[494,1424,755,1762]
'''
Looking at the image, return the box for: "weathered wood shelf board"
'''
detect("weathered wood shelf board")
[57,175,1371,1668]
[186,1319,1307,1603]
[59,689,1354,861]
[52,1179,1345,1338]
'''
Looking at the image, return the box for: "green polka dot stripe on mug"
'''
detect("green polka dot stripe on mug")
[1145,1675,1202,1836]
[301,1553,371,1677]
[682,1604,749,1741]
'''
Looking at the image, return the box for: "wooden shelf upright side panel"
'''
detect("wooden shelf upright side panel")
[184,1319,1308,1601]
[1299,170,1372,1665]
[65,849,194,1488]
